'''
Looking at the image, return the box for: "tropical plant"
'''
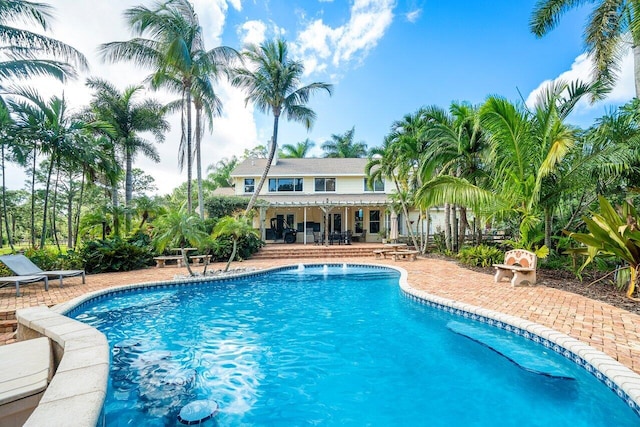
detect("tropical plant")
[0,97,15,250]
[420,102,489,250]
[211,215,259,272]
[530,0,636,97]
[9,88,95,249]
[232,38,332,213]
[204,196,250,219]
[0,0,87,83]
[322,127,368,158]
[457,245,504,268]
[152,205,208,276]
[566,196,640,298]
[100,0,237,217]
[205,156,238,190]
[79,234,154,273]
[280,138,315,158]
[86,77,169,232]
[416,81,598,253]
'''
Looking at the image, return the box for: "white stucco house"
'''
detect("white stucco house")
[229,156,447,244]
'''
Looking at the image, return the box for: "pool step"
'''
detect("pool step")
[447,321,575,380]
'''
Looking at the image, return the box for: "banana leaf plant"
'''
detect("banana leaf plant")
[566,196,640,299]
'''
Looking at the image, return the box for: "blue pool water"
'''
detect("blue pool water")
[70,265,639,426]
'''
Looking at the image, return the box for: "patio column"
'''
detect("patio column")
[259,206,266,241]
[344,206,348,232]
[303,207,307,245]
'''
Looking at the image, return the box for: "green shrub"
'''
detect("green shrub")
[204,196,251,219]
[209,233,263,262]
[0,248,83,277]
[23,247,83,270]
[78,234,155,273]
[457,245,504,267]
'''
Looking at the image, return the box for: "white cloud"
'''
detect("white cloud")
[406,9,422,23]
[294,0,395,77]
[526,47,634,115]
[238,20,267,46]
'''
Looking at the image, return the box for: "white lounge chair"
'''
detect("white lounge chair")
[0,254,85,288]
[0,274,48,296]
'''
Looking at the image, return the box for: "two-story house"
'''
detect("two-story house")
[230,157,446,244]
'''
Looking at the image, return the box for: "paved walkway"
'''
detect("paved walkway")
[2,256,639,375]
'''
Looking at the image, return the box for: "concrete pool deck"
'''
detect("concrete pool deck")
[1,255,639,377]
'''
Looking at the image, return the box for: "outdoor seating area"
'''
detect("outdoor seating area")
[0,275,48,297]
[0,255,84,296]
[493,249,537,287]
[152,255,184,268]
[313,231,352,245]
[389,250,419,261]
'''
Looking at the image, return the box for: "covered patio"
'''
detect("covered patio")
[254,194,391,245]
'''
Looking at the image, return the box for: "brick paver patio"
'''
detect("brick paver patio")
[2,256,639,375]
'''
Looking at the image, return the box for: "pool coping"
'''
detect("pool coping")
[14,263,640,425]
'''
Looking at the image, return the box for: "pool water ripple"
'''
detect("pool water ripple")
[71,265,640,426]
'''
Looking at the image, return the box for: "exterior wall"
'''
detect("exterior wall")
[233,176,387,197]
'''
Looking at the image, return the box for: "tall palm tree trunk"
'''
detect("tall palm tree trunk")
[30,147,36,247]
[52,162,61,251]
[392,178,419,250]
[245,114,280,214]
[634,44,640,98]
[186,91,193,214]
[458,207,470,248]
[40,153,56,248]
[444,203,452,251]
[1,144,14,251]
[125,148,133,233]
[195,105,204,219]
[73,172,85,249]
[67,170,73,248]
[544,206,553,251]
[225,239,237,272]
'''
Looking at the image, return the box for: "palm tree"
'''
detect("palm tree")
[212,215,259,272]
[0,97,15,250]
[530,0,639,97]
[100,0,237,217]
[280,138,315,158]
[232,38,333,214]
[9,88,92,248]
[322,127,368,158]
[134,195,165,231]
[0,0,87,84]
[86,77,169,233]
[205,156,238,190]
[420,102,490,250]
[367,111,428,251]
[417,81,597,251]
[153,205,208,276]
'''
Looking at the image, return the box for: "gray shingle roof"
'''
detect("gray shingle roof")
[231,158,371,177]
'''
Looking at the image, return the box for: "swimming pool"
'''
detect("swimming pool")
[69,265,640,426]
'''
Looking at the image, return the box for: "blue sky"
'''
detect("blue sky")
[11,0,634,193]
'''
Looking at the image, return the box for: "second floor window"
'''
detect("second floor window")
[244,178,255,193]
[315,178,336,192]
[268,178,303,192]
[364,178,385,192]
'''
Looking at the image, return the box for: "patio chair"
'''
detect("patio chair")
[0,254,85,288]
[313,232,323,245]
[0,274,48,296]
